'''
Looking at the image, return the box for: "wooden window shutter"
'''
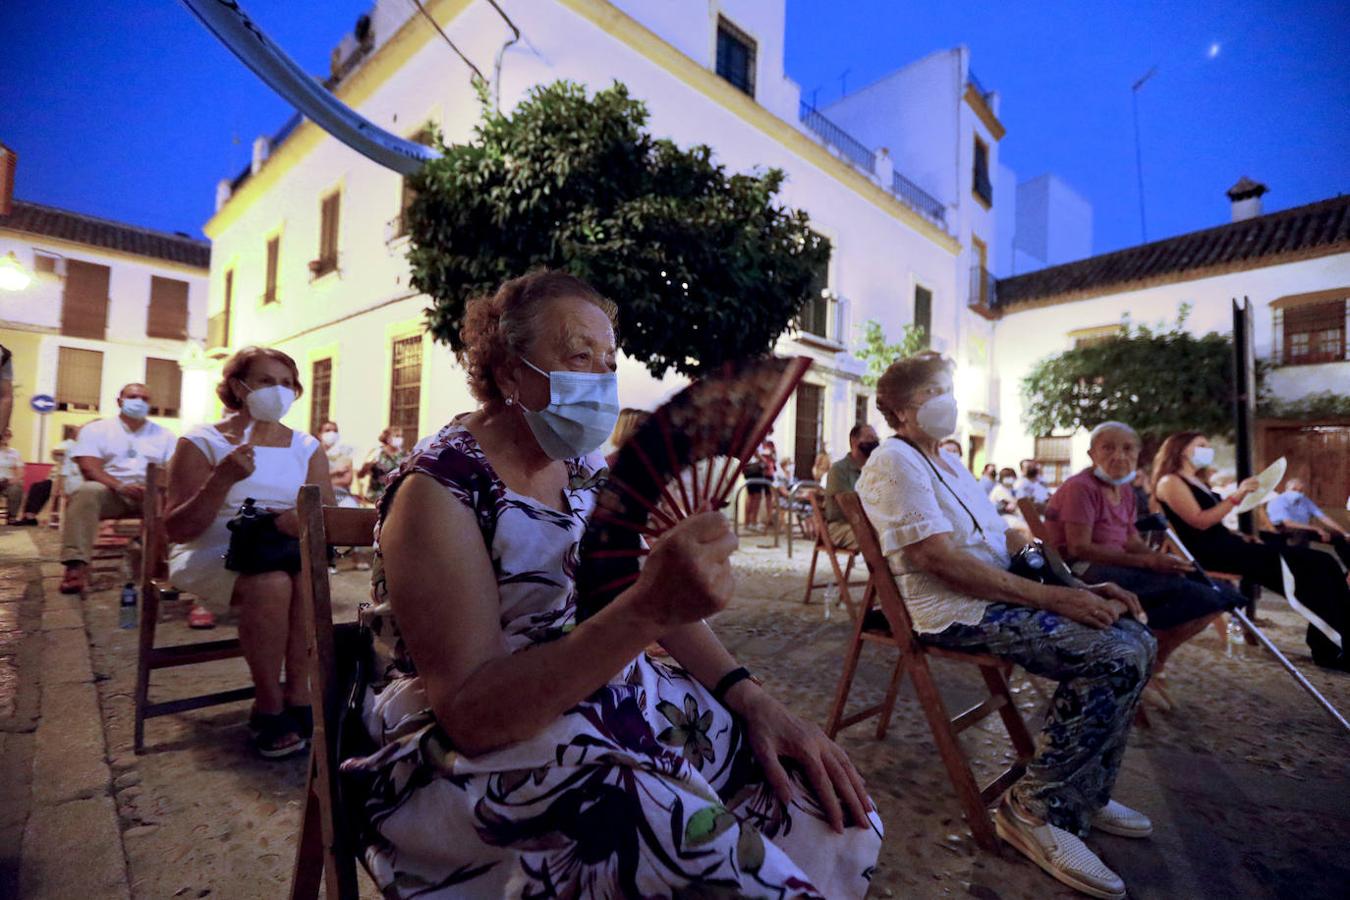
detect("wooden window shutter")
[265,236,280,303]
[318,192,340,272]
[56,347,104,411]
[60,260,111,340]
[147,276,190,339]
[144,358,182,417]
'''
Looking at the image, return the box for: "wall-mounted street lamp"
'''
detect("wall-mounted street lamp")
[0,251,32,291]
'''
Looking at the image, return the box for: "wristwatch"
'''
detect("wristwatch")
[712,666,762,703]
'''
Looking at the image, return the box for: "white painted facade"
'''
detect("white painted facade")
[988,249,1350,474]
[1012,174,1093,276]
[0,227,209,463]
[202,0,975,471]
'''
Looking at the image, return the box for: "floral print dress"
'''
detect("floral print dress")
[342,422,882,898]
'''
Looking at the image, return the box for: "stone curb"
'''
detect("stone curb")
[19,568,131,899]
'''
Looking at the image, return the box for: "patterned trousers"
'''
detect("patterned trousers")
[921,605,1156,836]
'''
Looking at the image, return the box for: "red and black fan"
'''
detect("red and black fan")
[576,355,812,621]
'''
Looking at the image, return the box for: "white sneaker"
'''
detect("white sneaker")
[1092,799,1153,838]
[995,801,1126,900]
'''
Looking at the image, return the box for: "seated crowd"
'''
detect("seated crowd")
[16,268,1349,899]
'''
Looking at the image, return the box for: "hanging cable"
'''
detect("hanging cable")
[484,0,521,109]
[410,0,486,85]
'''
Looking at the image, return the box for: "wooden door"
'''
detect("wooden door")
[1258,420,1350,526]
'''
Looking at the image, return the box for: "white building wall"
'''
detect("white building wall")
[989,251,1350,473]
[205,0,959,468]
[1014,174,1093,271]
[0,232,209,461]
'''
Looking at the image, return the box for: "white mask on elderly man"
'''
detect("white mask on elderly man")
[915,393,959,441]
[517,357,620,460]
[321,430,341,448]
[1190,446,1216,469]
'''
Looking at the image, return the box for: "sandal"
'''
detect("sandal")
[187,604,216,629]
[59,565,88,595]
[252,710,308,760]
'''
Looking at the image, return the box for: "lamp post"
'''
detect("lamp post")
[0,251,32,291]
[1131,66,1158,243]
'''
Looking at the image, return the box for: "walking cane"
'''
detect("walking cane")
[1140,514,1350,734]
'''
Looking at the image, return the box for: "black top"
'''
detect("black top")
[1161,477,1244,565]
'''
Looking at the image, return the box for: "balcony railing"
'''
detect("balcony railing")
[968,265,997,317]
[798,101,948,229]
[891,171,946,227]
[206,311,228,349]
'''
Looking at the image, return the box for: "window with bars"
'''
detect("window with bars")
[310,358,333,434]
[264,236,280,304]
[144,358,182,417]
[60,259,111,340]
[1034,435,1073,487]
[147,276,190,340]
[798,235,833,340]
[389,336,423,447]
[314,191,340,276]
[1277,298,1347,365]
[396,128,436,238]
[914,284,932,347]
[34,252,60,275]
[793,382,823,477]
[1071,324,1124,349]
[855,394,869,427]
[972,136,992,207]
[56,347,103,411]
[715,17,756,97]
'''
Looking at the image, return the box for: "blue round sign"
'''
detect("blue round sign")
[30,394,56,414]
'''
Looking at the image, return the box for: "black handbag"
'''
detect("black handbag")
[224,497,302,574]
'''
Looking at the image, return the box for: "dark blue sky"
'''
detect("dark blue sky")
[3,1,1347,255]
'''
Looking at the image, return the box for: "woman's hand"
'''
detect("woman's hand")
[733,688,872,834]
[1086,581,1147,623]
[626,512,737,630]
[213,443,255,485]
[1043,585,1122,629]
[1146,551,1194,576]
[1233,477,1262,500]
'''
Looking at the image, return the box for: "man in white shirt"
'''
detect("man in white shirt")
[59,383,175,594]
[1013,459,1051,508]
[0,428,23,523]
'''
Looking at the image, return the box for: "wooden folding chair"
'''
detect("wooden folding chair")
[290,484,378,900]
[134,464,254,752]
[827,492,1034,852]
[802,492,865,620]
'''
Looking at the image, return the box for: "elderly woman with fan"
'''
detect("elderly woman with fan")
[345,270,881,899]
[857,352,1156,900]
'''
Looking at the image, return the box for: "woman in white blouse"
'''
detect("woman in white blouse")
[857,352,1156,900]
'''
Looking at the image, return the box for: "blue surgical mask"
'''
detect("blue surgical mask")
[1190,446,1215,469]
[121,397,150,420]
[518,358,620,460]
[1284,490,1302,501]
[1093,466,1136,487]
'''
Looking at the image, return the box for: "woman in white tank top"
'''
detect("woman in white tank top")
[162,347,334,759]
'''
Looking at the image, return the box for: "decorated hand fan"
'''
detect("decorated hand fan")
[576,355,813,621]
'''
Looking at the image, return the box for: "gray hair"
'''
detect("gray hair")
[1088,421,1139,449]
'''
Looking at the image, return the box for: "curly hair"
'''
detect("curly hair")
[459,269,618,404]
[874,351,954,430]
[216,346,304,411]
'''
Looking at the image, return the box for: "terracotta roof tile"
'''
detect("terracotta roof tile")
[0,200,210,269]
[996,194,1350,309]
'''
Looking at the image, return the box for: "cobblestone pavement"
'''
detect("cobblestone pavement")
[8,522,1350,898]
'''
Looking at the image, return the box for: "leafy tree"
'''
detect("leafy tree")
[405,81,830,379]
[1259,391,1350,420]
[854,319,929,388]
[1020,308,1269,450]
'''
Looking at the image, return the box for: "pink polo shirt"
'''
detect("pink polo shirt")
[1043,467,1136,556]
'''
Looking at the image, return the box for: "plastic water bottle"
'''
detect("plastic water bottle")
[119,583,138,629]
[1226,616,1244,659]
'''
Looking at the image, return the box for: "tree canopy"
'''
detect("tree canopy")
[1020,308,1262,445]
[405,81,830,379]
[854,319,928,388]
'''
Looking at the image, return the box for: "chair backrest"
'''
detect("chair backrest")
[296,485,378,750]
[141,464,170,586]
[1017,497,1053,544]
[836,492,921,649]
[808,491,833,550]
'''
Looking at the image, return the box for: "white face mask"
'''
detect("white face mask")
[120,397,150,420]
[518,358,620,460]
[1001,477,1015,487]
[1190,445,1216,469]
[240,382,296,423]
[321,430,341,447]
[914,392,959,441]
[389,435,404,451]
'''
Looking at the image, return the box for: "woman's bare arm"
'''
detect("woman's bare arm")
[382,475,733,757]
[163,440,235,543]
[1155,474,1237,532]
